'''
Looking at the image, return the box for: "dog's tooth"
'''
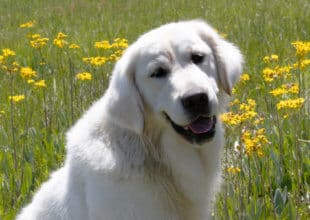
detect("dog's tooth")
[184,126,189,130]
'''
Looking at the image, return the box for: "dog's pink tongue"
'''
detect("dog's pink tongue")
[188,117,213,134]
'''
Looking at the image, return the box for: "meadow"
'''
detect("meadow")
[0,0,309,219]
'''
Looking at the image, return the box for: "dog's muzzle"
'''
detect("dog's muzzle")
[166,91,216,144]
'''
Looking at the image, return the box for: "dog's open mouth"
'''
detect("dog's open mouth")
[165,114,216,144]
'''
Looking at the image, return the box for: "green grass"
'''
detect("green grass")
[0,0,309,219]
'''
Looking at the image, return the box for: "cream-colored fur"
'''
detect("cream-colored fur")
[17,20,243,220]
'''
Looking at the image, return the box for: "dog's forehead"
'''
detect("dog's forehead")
[136,28,212,60]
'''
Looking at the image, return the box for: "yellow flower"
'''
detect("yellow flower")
[20,67,37,79]
[263,56,270,63]
[111,38,128,49]
[69,44,80,49]
[0,55,4,64]
[76,72,92,81]
[27,79,35,84]
[20,20,35,28]
[56,32,67,39]
[53,32,68,48]
[299,59,310,69]
[227,166,241,174]
[33,80,47,88]
[276,98,305,110]
[262,67,276,82]
[9,95,25,103]
[291,41,310,58]
[262,65,291,82]
[83,56,107,66]
[240,73,250,82]
[241,129,268,157]
[270,54,279,61]
[94,40,112,49]
[53,39,67,48]
[30,34,41,39]
[269,83,299,97]
[239,99,256,111]
[30,35,49,49]
[2,48,16,57]
[229,98,240,106]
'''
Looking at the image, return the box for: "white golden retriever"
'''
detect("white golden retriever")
[17,20,243,220]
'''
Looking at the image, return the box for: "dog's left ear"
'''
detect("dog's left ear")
[194,20,244,95]
[104,46,144,134]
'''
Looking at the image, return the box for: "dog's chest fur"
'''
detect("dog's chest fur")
[74,121,223,220]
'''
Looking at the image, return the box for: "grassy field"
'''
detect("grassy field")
[0,0,309,219]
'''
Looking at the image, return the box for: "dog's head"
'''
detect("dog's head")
[105,20,243,145]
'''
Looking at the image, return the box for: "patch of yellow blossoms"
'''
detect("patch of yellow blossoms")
[269,83,299,96]
[241,128,268,157]
[30,34,49,49]
[94,38,128,49]
[262,65,292,83]
[9,95,25,103]
[53,32,68,48]
[263,54,279,63]
[221,99,257,126]
[20,20,35,28]
[20,67,37,79]
[227,166,241,174]
[76,72,92,81]
[291,41,310,58]
[33,80,47,88]
[276,98,305,110]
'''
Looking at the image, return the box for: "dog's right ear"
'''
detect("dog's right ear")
[192,20,244,95]
[104,46,144,134]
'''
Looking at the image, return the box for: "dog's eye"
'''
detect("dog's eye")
[150,67,169,78]
[191,53,205,64]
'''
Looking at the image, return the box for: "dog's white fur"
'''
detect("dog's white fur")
[17,20,243,220]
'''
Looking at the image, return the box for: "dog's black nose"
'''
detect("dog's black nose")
[181,92,209,116]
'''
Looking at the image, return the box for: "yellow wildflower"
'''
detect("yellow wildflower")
[262,65,291,82]
[30,34,41,39]
[9,95,25,103]
[291,41,310,58]
[229,98,240,107]
[270,54,279,61]
[262,67,276,82]
[53,32,68,48]
[299,59,310,69]
[20,20,35,28]
[254,117,264,125]
[269,83,299,96]
[227,166,241,174]
[20,67,37,79]
[30,35,49,49]
[94,40,112,49]
[33,80,47,88]
[53,39,67,48]
[83,56,107,66]
[0,110,5,116]
[241,129,268,157]
[2,48,16,57]
[76,72,92,81]
[111,38,128,49]
[276,98,305,110]
[239,99,256,111]
[240,73,250,82]
[27,79,35,84]
[69,44,80,49]
[263,56,270,63]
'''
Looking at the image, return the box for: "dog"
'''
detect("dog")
[17,20,243,220]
